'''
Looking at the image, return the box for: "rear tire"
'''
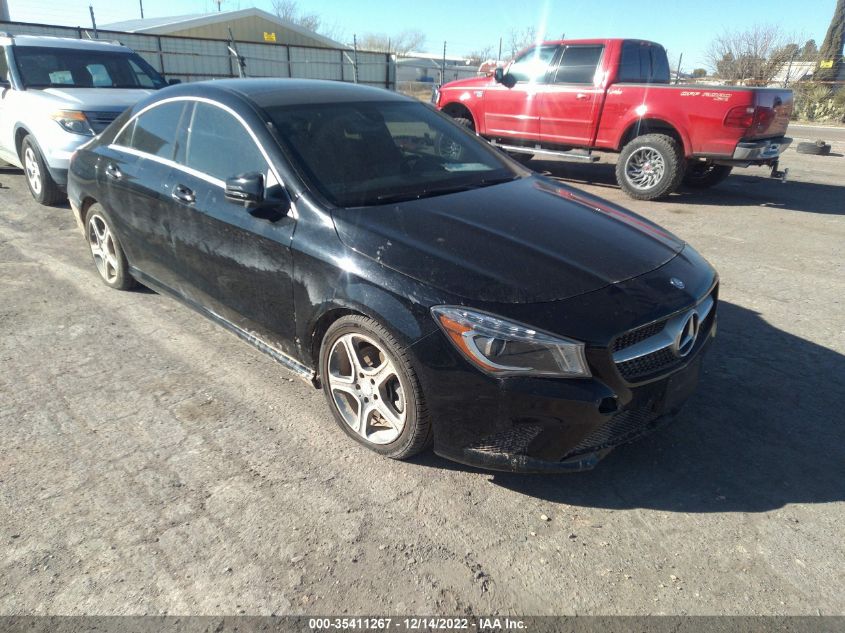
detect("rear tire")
[319,315,432,460]
[84,203,136,291]
[616,133,685,200]
[21,136,65,206]
[683,162,733,188]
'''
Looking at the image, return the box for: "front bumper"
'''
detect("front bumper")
[408,257,718,473]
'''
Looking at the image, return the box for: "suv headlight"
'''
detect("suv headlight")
[431,306,590,378]
[51,110,94,136]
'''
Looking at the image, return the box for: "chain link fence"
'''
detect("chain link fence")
[0,20,395,88]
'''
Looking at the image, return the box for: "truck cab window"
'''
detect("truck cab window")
[0,50,9,84]
[507,45,558,83]
[554,46,604,84]
[617,42,670,84]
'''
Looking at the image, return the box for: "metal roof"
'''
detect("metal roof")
[101,7,346,49]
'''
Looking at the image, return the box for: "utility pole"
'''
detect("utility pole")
[497,37,502,62]
[675,52,683,84]
[352,34,359,84]
[139,0,144,19]
[441,40,446,84]
[89,5,98,39]
[0,0,10,22]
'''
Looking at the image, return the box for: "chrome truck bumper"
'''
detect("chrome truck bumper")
[732,136,792,161]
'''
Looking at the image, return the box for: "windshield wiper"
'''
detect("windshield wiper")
[373,175,518,205]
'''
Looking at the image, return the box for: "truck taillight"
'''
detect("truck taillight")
[724,105,775,134]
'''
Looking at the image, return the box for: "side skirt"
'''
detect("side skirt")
[129,267,317,387]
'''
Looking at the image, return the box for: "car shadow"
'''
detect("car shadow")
[411,301,845,513]
[531,158,845,216]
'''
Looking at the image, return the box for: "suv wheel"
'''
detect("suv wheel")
[319,315,432,459]
[21,136,65,206]
[616,133,684,200]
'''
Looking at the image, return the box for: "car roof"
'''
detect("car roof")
[171,78,412,108]
[4,34,130,51]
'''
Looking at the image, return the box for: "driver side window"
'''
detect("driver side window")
[507,45,558,83]
[0,49,9,84]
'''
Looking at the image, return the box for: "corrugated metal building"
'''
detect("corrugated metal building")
[102,7,346,49]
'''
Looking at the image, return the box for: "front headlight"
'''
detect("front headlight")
[431,306,590,378]
[51,110,94,136]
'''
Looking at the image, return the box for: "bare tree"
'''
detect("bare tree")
[357,30,426,55]
[272,0,321,32]
[507,26,538,58]
[467,46,495,65]
[706,25,794,84]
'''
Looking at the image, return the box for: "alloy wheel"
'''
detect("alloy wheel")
[624,146,666,190]
[24,147,42,195]
[327,333,407,444]
[87,214,120,284]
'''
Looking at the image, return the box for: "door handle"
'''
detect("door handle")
[104,163,122,179]
[172,184,195,204]
[575,93,591,100]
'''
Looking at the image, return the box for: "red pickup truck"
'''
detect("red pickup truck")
[435,39,793,200]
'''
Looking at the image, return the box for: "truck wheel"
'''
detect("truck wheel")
[21,136,65,206]
[616,134,684,201]
[683,162,733,188]
[452,117,475,131]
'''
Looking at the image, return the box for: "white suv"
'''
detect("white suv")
[0,34,169,204]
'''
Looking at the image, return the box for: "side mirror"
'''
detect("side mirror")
[493,67,516,89]
[167,78,181,86]
[225,172,264,208]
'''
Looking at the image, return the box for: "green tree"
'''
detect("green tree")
[816,0,845,81]
[801,39,818,60]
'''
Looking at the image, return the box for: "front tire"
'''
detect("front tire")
[84,203,136,290]
[319,315,431,459]
[616,133,684,200]
[21,136,65,206]
[683,162,732,188]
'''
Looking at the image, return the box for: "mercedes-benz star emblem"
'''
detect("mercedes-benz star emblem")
[670,277,685,289]
[674,312,700,357]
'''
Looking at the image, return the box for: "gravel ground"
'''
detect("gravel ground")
[0,142,843,616]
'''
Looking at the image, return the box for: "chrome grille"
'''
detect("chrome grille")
[612,288,717,382]
[612,320,665,352]
[616,347,677,380]
[85,111,121,134]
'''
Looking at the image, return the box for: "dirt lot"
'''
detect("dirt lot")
[1,136,843,616]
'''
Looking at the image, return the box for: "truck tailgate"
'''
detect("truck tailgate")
[748,89,793,139]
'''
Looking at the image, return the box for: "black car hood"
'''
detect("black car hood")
[331,177,685,304]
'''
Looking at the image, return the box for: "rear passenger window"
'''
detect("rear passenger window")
[185,102,267,181]
[130,102,186,159]
[113,118,136,147]
[554,46,603,84]
[617,42,671,84]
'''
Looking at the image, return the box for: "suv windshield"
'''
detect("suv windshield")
[265,101,518,208]
[14,46,167,89]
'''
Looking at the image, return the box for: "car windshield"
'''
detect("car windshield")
[265,100,518,208]
[14,46,167,89]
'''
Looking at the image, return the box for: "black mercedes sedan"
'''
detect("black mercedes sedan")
[67,79,717,472]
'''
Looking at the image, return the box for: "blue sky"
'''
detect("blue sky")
[7,0,837,69]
